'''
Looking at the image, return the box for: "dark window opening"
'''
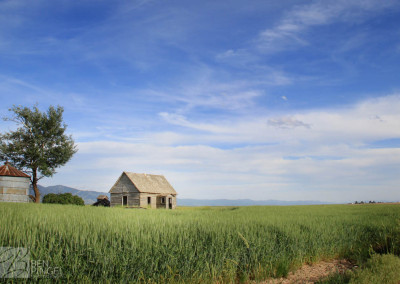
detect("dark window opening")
[161,197,165,204]
[147,197,151,205]
[123,196,127,206]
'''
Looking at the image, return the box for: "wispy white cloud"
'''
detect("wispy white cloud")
[155,94,400,146]
[213,0,400,91]
[149,69,265,112]
[256,0,399,53]
[215,49,293,86]
[0,75,100,114]
[159,112,229,133]
[0,75,49,96]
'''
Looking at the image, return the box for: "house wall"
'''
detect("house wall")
[110,192,140,207]
[110,174,140,207]
[170,196,177,209]
[139,193,159,209]
[156,195,167,209]
[0,176,30,203]
[111,192,177,209]
[155,195,177,209]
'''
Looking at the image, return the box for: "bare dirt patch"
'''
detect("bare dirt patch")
[260,259,354,284]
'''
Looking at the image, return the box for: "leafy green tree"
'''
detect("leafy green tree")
[43,193,84,205]
[0,105,77,203]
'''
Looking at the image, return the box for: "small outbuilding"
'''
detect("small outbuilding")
[93,195,110,207]
[0,162,30,203]
[109,172,177,209]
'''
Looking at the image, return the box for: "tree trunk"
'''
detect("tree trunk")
[32,169,40,203]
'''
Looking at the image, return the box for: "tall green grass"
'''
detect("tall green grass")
[320,254,400,284]
[1,203,399,282]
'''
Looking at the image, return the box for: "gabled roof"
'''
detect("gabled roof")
[114,172,177,195]
[97,195,109,200]
[0,162,30,178]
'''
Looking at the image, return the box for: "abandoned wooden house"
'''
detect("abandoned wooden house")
[0,162,30,203]
[109,172,177,209]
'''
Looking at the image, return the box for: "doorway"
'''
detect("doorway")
[123,196,127,206]
[168,198,172,209]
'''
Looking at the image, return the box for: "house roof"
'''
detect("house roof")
[123,172,177,195]
[97,195,109,200]
[0,162,30,178]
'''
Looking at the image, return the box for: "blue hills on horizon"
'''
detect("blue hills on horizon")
[177,198,334,206]
[35,184,334,206]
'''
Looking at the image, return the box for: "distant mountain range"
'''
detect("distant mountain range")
[177,199,333,206]
[35,185,333,206]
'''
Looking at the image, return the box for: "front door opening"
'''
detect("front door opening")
[168,198,172,209]
[123,196,128,206]
[147,196,151,205]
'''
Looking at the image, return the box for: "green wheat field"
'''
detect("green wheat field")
[1,203,400,283]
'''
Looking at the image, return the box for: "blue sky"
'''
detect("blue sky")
[1,0,400,202]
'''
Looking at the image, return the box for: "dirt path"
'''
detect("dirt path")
[260,259,354,284]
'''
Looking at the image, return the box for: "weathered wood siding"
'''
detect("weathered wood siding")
[110,173,139,193]
[110,173,140,207]
[155,195,177,209]
[156,196,166,209]
[172,196,177,209]
[139,193,158,209]
[110,192,140,207]
[169,196,177,209]
[111,192,177,209]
